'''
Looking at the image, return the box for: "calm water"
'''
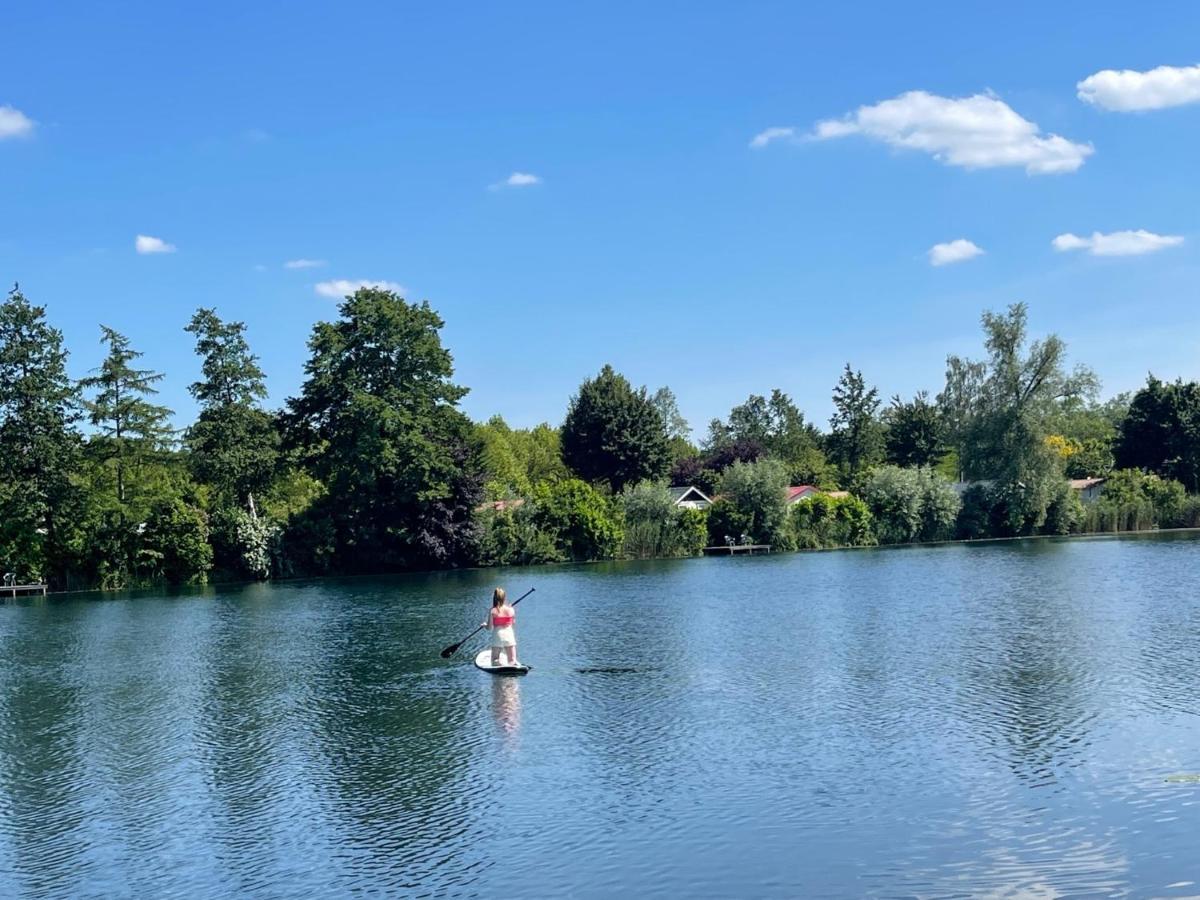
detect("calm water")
[2,535,1200,898]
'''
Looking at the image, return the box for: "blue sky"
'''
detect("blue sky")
[3,2,1199,437]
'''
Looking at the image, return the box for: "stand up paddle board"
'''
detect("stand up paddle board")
[474,648,530,676]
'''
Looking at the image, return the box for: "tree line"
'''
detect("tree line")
[2,284,1198,590]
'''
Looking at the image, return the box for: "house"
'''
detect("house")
[1069,477,1106,503]
[785,485,821,504]
[668,485,713,510]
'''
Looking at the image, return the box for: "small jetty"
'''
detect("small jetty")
[702,544,771,556]
[2,576,47,598]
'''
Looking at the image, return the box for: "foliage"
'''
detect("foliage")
[209,506,279,580]
[561,365,671,492]
[829,365,885,478]
[884,391,945,468]
[285,288,483,571]
[531,478,623,561]
[618,481,707,558]
[475,504,564,566]
[941,303,1097,534]
[1046,434,1114,479]
[477,416,567,500]
[139,497,213,584]
[862,465,961,544]
[790,493,875,549]
[706,458,793,549]
[702,389,835,487]
[80,326,174,505]
[1042,479,1084,535]
[0,286,83,587]
[1116,376,1200,492]
[184,308,279,512]
[650,387,691,443]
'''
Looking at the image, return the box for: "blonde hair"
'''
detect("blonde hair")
[492,587,507,608]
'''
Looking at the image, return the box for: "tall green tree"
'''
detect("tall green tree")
[560,364,670,492]
[650,386,691,442]
[1116,376,1200,492]
[884,391,945,468]
[828,364,884,478]
[184,308,279,512]
[286,287,483,571]
[706,389,831,485]
[0,286,83,587]
[80,326,174,504]
[949,303,1097,533]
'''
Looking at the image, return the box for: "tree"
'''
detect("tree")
[477,416,567,500]
[184,308,279,515]
[884,391,945,468]
[945,303,1097,534]
[706,389,833,486]
[650,387,691,442]
[706,458,792,549]
[1116,376,1200,492]
[618,480,707,558]
[828,364,884,478]
[0,286,83,587]
[285,287,483,571]
[862,465,961,544]
[560,364,671,492]
[530,478,622,560]
[81,326,174,504]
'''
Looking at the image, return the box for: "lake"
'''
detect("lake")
[2,533,1199,897]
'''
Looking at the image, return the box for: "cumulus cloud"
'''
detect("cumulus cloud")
[0,105,34,139]
[749,126,797,149]
[135,234,176,254]
[1077,64,1200,111]
[1052,230,1184,256]
[314,279,406,299]
[929,239,985,266]
[812,90,1093,174]
[284,258,326,269]
[490,172,541,190]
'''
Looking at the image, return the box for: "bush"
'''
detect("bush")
[1043,479,1084,535]
[955,484,995,540]
[139,498,213,585]
[210,506,279,580]
[531,479,623,561]
[618,481,708,558]
[706,459,793,550]
[790,493,875,549]
[863,465,961,544]
[476,505,563,566]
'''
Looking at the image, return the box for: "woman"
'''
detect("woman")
[483,587,519,667]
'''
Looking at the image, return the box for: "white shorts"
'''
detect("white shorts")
[491,626,516,648]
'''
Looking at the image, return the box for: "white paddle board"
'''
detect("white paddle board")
[474,648,530,676]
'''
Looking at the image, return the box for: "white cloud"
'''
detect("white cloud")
[314,278,406,299]
[929,239,985,266]
[0,105,35,140]
[284,258,326,269]
[1052,229,1184,256]
[135,234,176,254]
[1077,64,1200,111]
[812,90,1093,174]
[749,126,796,149]
[490,172,541,190]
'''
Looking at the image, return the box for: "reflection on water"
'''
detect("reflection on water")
[490,677,522,743]
[0,535,1199,897]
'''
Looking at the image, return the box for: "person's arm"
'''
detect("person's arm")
[482,608,492,629]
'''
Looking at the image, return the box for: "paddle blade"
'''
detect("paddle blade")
[440,643,460,659]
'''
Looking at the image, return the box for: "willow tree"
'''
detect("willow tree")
[946,303,1097,534]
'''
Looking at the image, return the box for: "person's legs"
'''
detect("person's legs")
[508,641,518,666]
[491,645,501,665]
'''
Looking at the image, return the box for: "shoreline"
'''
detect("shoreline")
[24,525,1200,599]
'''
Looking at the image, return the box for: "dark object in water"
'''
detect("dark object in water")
[575,666,656,675]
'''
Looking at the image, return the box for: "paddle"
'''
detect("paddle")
[439,587,535,658]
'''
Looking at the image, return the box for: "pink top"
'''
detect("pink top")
[492,612,514,627]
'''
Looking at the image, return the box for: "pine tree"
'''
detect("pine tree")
[81,326,174,504]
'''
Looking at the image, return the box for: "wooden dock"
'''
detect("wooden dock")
[2,583,47,598]
[702,544,771,556]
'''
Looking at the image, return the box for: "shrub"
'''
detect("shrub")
[531,479,623,561]
[707,459,793,550]
[618,481,707,558]
[790,493,875,549]
[863,465,961,544]
[139,498,213,585]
